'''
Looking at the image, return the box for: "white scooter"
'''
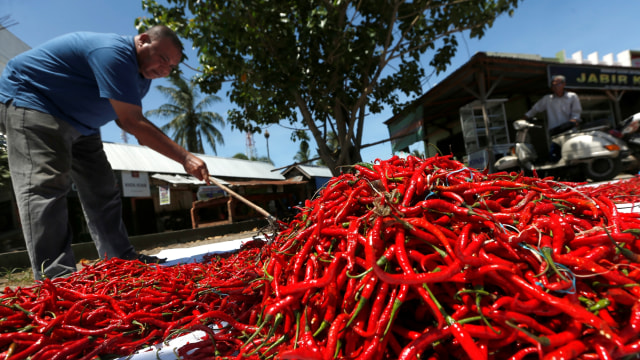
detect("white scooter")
[494,118,629,182]
[608,112,640,174]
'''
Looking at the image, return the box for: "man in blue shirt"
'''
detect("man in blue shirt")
[0,25,211,280]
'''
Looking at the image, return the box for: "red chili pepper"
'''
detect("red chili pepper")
[2,335,48,360]
[49,337,92,360]
[401,160,431,207]
[312,281,339,337]
[436,179,540,193]
[397,326,452,360]
[498,270,620,345]
[440,190,465,205]
[507,346,538,360]
[360,278,388,337]
[354,164,381,181]
[323,313,348,360]
[371,246,462,285]
[542,339,588,360]
[404,216,456,257]
[279,254,343,296]
[334,181,371,224]
[558,254,640,299]
[278,347,324,360]
[625,300,640,337]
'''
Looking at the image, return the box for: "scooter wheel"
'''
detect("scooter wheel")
[583,157,621,182]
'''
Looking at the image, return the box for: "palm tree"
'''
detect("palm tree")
[145,76,225,154]
[293,131,311,164]
[326,131,339,155]
[316,131,339,166]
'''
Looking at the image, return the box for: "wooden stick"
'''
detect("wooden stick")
[208,176,275,222]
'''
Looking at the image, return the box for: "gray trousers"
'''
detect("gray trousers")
[0,102,135,280]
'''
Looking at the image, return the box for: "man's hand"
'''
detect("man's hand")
[569,119,579,129]
[183,153,210,184]
[110,99,211,185]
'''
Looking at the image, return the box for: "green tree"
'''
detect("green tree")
[293,130,311,164]
[137,0,520,174]
[315,131,338,166]
[411,148,425,158]
[145,75,225,154]
[232,152,249,160]
[255,156,274,165]
[233,152,274,164]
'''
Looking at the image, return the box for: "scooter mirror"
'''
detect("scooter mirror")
[513,120,534,130]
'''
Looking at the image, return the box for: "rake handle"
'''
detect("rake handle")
[208,176,275,221]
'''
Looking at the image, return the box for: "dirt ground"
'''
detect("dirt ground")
[0,229,263,291]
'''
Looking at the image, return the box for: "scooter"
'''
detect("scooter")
[607,112,640,174]
[494,118,629,182]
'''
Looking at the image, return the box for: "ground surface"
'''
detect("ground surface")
[0,229,262,291]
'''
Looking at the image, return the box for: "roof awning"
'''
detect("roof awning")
[151,174,306,187]
[151,174,229,185]
[226,179,307,187]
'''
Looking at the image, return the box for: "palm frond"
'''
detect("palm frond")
[146,76,226,155]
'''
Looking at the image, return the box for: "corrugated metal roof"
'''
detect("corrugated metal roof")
[294,165,333,178]
[103,142,285,180]
[227,179,307,187]
[150,173,229,185]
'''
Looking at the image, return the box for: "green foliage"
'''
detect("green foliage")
[292,130,311,164]
[294,139,311,164]
[137,0,521,173]
[411,148,426,159]
[315,131,338,166]
[145,75,226,154]
[233,152,273,164]
[232,152,249,160]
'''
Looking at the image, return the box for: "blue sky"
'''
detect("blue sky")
[3,0,640,169]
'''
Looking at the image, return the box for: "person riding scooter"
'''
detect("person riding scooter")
[523,75,582,162]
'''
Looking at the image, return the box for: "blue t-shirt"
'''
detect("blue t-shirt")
[0,32,151,135]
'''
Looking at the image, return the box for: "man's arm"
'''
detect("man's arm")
[524,96,547,119]
[110,98,210,182]
[569,93,582,124]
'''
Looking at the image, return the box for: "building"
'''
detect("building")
[281,164,333,200]
[0,142,308,252]
[0,27,30,73]
[385,50,640,170]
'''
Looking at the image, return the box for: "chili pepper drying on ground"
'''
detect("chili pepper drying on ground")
[3,154,640,359]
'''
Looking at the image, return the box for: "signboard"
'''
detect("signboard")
[388,105,424,153]
[196,186,225,201]
[548,64,640,90]
[159,185,170,205]
[632,52,640,67]
[121,171,151,197]
[467,149,488,170]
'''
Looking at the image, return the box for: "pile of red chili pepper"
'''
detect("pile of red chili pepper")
[582,175,640,204]
[3,154,640,359]
[0,239,270,360]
